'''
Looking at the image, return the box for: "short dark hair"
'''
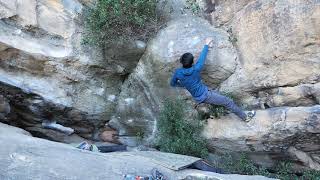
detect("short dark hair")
[180,53,194,68]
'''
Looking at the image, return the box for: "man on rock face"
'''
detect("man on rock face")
[170,38,255,122]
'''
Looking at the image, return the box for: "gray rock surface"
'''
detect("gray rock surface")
[203,105,320,170]
[0,0,145,141]
[0,123,274,180]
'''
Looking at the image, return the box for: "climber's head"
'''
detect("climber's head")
[180,53,194,68]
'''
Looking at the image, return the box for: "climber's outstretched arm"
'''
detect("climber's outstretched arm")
[194,45,209,71]
[194,38,213,71]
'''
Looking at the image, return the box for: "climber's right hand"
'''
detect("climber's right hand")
[205,37,214,47]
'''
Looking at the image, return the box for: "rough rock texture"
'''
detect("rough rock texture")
[210,0,254,26]
[257,83,320,108]
[110,17,238,141]
[219,0,320,107]
[0,123,273,180]
[0,0,145,141]
[0,81,97,143]
[203,105,320,170]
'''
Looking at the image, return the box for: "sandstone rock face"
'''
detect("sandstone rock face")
[0,123,273,180]
[110,17,238,141]
[257,83,320,108]
[210,0,254,26]
[0,0,145,141]
[219,0,320,107]
[203,105,320,169]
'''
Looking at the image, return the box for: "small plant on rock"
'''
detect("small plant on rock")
[135,130,145,144]
[215,154,320,179]
[218,154,271,176]
[274,161,296,180]
[185,0,201,14]
[301,169,320,180]
[156,98,208,158]
[83,0,163,46]
[227,28,238,45]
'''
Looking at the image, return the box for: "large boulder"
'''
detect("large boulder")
[203,105,320,170]
[0,122,273,180]
[0,0,145,140]
[110,17,238,142]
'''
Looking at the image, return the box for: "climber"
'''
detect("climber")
[170,37,255,122]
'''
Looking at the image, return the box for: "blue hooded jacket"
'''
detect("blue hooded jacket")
[170,45,209,103]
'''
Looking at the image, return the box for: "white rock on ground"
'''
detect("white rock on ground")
[0,123,274,180]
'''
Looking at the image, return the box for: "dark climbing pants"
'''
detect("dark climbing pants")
[203,90,247,120]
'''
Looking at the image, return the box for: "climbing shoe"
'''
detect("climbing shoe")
[244,110,256,122]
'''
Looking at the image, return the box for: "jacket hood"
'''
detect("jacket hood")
[182,67,194,76]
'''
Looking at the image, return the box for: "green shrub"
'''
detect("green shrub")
[273,162,320,180]
[218,154,270,176]
[156,98,208,158]
[301,170,320,180]
[209,104,226,118]
[83,0,161,46]
[135,130,145,143]
[274,162,296,180]
[185,0,200,14]
[216,154,320,179]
